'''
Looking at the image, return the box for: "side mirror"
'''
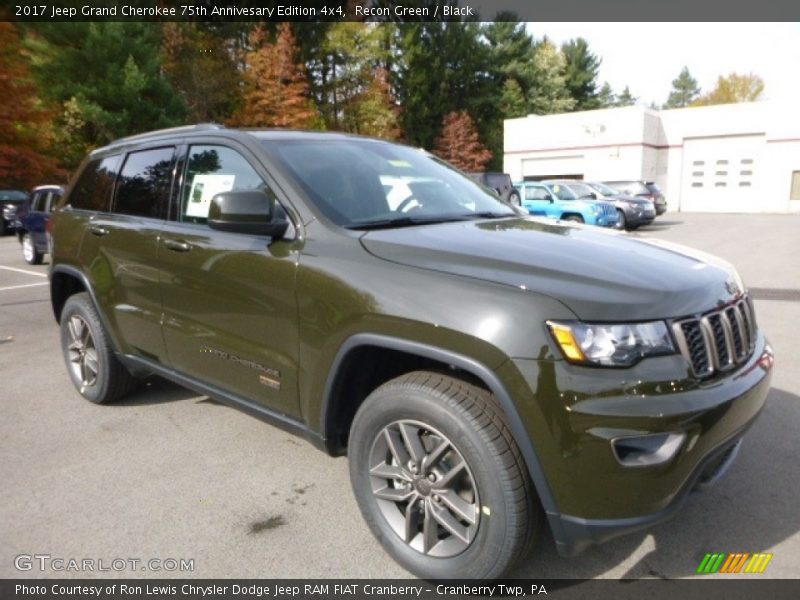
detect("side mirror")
[208,190,289,238]
[588,192,598,200]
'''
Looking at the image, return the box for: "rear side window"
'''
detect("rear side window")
[524,186,550,201]
[68,156,121,211]
[113,147,175,219]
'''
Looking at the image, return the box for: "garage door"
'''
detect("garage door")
[680,135,764,212]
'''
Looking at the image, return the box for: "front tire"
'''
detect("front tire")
[60,292,136,404]
[508,191,521,207]
[563,215,583,223]
[22,233,43,265]
[615,209,627,230]
[349,371,538,580]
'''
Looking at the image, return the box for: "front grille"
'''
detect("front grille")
[672,296,757,377]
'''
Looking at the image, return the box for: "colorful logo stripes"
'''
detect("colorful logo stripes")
[697,552,773,574]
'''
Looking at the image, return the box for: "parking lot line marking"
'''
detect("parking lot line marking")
[0,282,49,291]
[0,265,47,278]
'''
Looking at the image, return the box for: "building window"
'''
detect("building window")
[693,160,704,166]
[791,171,800,200]
[741,158,754,165]
[715,182,727,187]
[692,171,704,177]
[715,171,728,176]
[717,159,729,165]
[740,170,753,176]
[739,181,751,187]
[691,182,703,188]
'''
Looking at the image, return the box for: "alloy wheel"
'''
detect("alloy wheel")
[368,419,480,557]
[66,315,99,387]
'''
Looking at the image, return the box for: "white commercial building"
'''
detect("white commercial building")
[503,101,800,213]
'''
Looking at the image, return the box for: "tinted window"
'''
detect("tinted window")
[547,183,577,201]
[0,190,27,202]
[180,145,269,224]
[30,192,44,212]
[68,156,121,211]
[113,147,175,219]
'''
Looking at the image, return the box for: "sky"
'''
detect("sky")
[530,23,800,107]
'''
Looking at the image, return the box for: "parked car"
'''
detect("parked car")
[548,179,655,230]
[603,180,667,215]
[50,124,772,580]
[516,180,619,227]
[0,189,29,235]
[14,185,63,264]
[467,172,521,205]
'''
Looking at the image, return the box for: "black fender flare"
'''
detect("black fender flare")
[320,333,564,527]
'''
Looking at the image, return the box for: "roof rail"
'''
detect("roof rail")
[109,123,225,145]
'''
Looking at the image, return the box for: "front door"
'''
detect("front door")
[159,142,301,419]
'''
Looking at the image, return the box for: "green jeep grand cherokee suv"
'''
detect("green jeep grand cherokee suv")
[50,125,773,580]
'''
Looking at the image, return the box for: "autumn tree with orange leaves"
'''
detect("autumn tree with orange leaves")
[433,111,492,172]
[232,23,320,129]
[0,23,65,188]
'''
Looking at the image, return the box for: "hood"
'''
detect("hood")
[360,217,742,321]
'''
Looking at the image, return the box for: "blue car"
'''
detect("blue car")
[14,185,63,264]
[515,181,618,227]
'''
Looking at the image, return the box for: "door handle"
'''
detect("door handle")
[89,225,109,237]
[164,239,191,252]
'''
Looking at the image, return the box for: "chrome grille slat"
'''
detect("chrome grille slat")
[672,296,757,378]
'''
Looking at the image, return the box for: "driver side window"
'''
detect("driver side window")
[525,187,550,201]
[180,145,270,224]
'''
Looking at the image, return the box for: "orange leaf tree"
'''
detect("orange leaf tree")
[0,23,65,188]
[232,23,320,128]
[433,111,492,172]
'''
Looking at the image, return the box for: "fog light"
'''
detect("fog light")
[611,432,685,467]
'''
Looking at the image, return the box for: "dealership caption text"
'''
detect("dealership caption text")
[14,3,475,19]
[16,584,548,597]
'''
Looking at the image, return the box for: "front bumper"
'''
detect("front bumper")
[504,333,773,556]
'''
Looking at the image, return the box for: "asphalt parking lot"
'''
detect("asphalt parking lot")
[1,212,799,580]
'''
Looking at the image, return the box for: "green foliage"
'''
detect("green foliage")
[663,66,700,109]
[692,72,764,106]
[26,22,186,165]
[614,86,638,107]
[561,38,602,110]
[500,79,527,118]
[528,39,576,115]
[597,81,616,107]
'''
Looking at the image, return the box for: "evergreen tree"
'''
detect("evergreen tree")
[561,38,602,110]
[615,86,638,107]
[597,82,616,107]
[500,79,527,118]
[663,66,700,109]
[692,73,764,106]
[395,21,494,151]
[0,23,64,187]
[26,22,187,163]
[528,39,576,114]
[232,24,320,128]
[433,111,492,172]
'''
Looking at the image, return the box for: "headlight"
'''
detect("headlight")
[547,320,675,367]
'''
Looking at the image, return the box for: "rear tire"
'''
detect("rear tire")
[22,233,43,265]
[60,292,136,404]
[349,371,538,580]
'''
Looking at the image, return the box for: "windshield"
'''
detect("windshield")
[587,182,617,196]
[0,190,28,202]
[546,183,578,201]
[262,139,515,228]
[564,182,596,199]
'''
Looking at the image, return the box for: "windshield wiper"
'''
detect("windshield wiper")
[346,216,470,230]
[466,211,514,219]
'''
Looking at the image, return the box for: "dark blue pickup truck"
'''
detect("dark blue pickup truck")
[14,185,63,264]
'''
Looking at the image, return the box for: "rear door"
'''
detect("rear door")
[85,146,175,362]
[159,141,301,418]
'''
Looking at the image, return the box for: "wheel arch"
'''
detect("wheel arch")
[49,266,123,355]
[320,333,561,518]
